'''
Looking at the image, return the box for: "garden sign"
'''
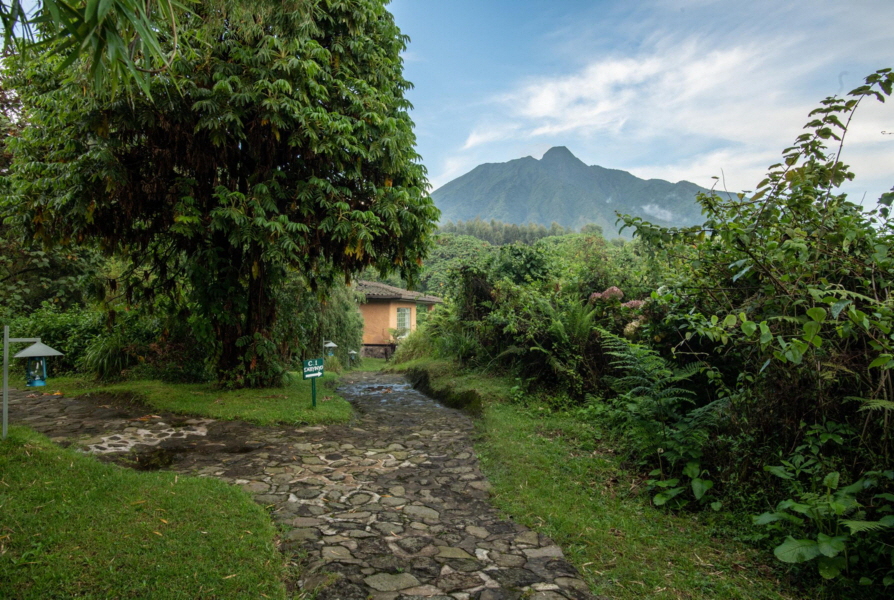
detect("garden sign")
[302,358,324,407]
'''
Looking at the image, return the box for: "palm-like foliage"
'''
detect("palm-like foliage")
[528,300,599,393]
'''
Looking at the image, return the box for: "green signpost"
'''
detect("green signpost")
[302,358,324,408]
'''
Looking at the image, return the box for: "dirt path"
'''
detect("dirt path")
[8,372,595,600]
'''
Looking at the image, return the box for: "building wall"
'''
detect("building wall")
[359,300,418,345]
[360,301,392,345]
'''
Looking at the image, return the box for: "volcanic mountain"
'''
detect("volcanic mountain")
[432,146,730,236]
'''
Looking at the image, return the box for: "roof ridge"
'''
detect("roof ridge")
[356,280,442,303]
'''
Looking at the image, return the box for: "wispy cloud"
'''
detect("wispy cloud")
[462,123,520,150]
[465,37,818,192]
[642,204,675,221]
[509,41,787,141]
[400,50,424,63]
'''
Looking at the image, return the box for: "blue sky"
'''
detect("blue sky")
[389,0,894,204]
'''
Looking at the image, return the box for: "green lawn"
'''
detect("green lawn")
[0,427,286,599]
[49,372,352,426]
[351,357,387,372]
[1,367,358,598]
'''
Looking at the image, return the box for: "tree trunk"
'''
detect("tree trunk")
[212,250,284,388]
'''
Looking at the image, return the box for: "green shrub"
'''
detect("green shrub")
[619,69,894,594]
[7,302,104,373]
[76,311,158,381]
[135,334,212,383]
[323,355,343,375]
[78,328,137,381]
[391,327,435,364]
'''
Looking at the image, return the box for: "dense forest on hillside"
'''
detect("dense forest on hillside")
[363,219,614,295]
[393,70,894,598]
[439,218,588,245]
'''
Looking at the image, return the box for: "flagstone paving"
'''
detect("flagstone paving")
[7,372,597,600]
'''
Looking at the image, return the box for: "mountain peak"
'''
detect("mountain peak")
[540,146,579,162]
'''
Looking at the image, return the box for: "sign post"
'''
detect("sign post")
[302,358,324,408]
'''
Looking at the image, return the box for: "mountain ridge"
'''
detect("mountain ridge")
[432,147,725,236]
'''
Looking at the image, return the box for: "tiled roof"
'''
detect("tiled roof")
[356,280,443,304]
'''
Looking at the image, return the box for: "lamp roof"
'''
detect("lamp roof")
[14,342,64,358]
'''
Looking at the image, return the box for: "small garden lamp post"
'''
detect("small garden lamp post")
[348,350,358,368]
[324,341,337,357]
[2,326,64,440]
[16,342,64,387]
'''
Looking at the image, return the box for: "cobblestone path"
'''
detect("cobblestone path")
[8,372,595,600]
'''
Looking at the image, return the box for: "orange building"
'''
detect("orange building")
[356,280,442,357]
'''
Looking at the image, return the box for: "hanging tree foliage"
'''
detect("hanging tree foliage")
[3,0,439,386]
[0,0,187,96]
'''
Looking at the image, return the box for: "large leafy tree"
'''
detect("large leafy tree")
[3,0,439,386]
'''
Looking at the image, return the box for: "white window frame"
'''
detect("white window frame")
[396,307,411,335]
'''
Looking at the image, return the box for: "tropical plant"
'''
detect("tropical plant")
[599,331,718,507]
[390,325,435,364]
[619,68,894,591]
[756,460,894,587]
[0,75,104,320]
[7,302,103,373]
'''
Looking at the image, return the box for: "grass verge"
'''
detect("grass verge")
[388,357,513,404]
[0,426,286,599]
[48,372,352,426]
[351,357,388,372]
[393,358,795,600]
[480,404,793,600]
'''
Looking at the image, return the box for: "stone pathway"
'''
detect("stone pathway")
[7,372,596,600]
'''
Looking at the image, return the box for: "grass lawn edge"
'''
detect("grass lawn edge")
[44,371,353,427]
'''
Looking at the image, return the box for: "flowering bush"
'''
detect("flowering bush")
[589,286,624,302]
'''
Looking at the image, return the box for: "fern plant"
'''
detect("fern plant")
[601,330,698,446]
[600,330,719,507]
[527,300,599,394]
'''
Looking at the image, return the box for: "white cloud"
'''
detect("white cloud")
[642,204,675,221]
[430,155,480,190]
[502,35,821,149]
[400,50,425,63]
[462,123,520,150]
